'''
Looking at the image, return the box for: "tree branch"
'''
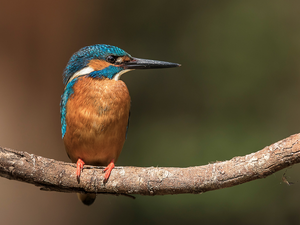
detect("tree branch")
[0,133,300,196]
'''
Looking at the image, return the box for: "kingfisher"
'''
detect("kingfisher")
[60,44,180,205]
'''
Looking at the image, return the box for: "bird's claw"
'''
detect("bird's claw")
[76,158,85,183]
[103,160,115,183]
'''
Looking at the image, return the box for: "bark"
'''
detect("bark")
[0,133,299,196]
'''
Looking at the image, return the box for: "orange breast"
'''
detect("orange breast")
[63,76,131,166]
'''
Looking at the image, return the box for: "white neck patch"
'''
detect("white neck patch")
[113,69,133,81]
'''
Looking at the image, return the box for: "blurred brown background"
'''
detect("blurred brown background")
[1,0,300,224]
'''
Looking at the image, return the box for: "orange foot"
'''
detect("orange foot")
[103,159,115,183]
[76,158,85,183]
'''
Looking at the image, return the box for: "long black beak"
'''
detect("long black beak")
[123,57,180,69]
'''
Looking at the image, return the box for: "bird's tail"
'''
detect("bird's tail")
[77,193,96,206]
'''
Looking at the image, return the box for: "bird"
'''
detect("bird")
[60,44,180,205]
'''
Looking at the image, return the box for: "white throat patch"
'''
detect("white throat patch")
[113,69,133,81]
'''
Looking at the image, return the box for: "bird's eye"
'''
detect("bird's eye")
[106,55,117,64]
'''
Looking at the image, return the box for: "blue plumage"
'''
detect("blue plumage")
[89,66,123,80]
[63,44,131,84]
[60,78,77,138]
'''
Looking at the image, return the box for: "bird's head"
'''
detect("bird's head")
[63,44,180,85]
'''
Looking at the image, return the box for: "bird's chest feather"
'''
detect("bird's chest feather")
[63,77,131,165]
